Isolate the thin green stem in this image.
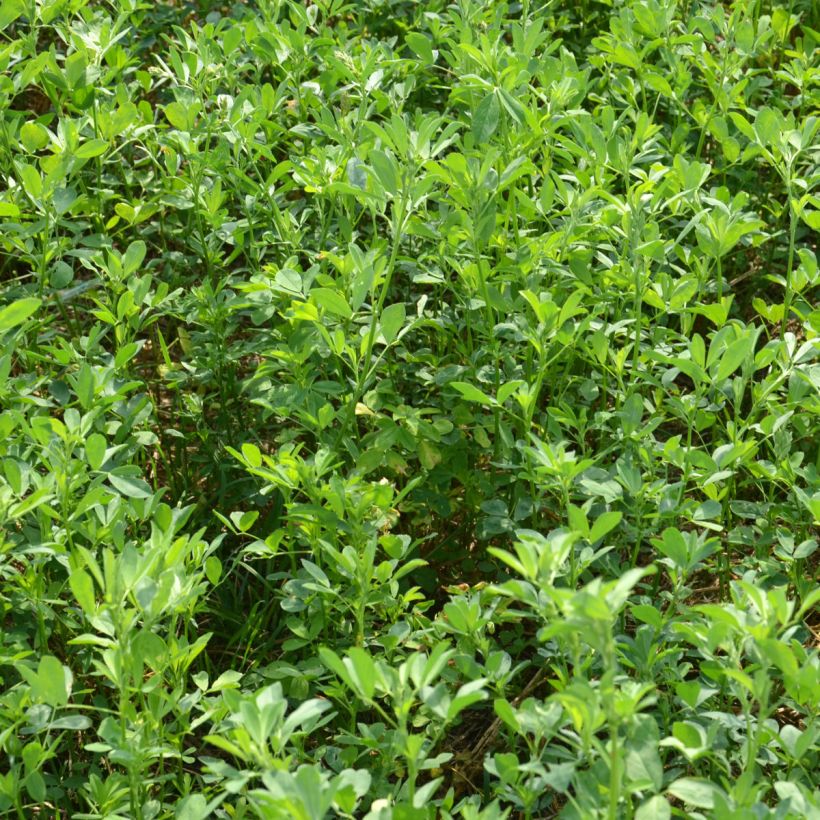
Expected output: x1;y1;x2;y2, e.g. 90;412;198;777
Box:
337;194;407;447
780;191;798;337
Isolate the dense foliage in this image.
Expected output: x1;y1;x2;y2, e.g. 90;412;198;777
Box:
1;0;819;817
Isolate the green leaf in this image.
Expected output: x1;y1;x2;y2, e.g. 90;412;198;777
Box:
417;439;441;470
406;32;434;65
493;698;520;733
497;87;527;125
735;19;755;53
497;380;524;404
654;527;688;567
0;297;41;332
380;302;405;344
729;112;757;143
241;442;262;468
754;107;783;148
75;139;108;159
0;201;20;217
75;362;95;408
666;356;706;384
114;341;141;369
49;714;92;730
318;647;356;693
52;186;77;215
451;381;495;406
667;777;725;809
236;510;259;531
626;740;663;791
20;122;49;152
164;102;190;130
25;771;46;802
123;240;146;275
176;795;210;820
346;647;377;701
368;149;399;197
203;734;245;759
672;720;707;754
692;299;731;327
205;556;222;585
631;604;664;630
472;92;500;143
621;392;643;435
567;503;589;537
715;332;754;381
108;473;152;498
589;511;622;543
221;26;242;56
274;268;303;295
797;586;820;620
70;568;96;615
391;557;427;582
4;458;22;494
801;210;820;230
85;433;106;470
721;136;740;163
635;796;670;820
9;488;55;519
312;288;353;319
448;678;488;720
644;71;672;97
475;199;496;246
36;655;72;707
17;163;42;200
0;0;24;30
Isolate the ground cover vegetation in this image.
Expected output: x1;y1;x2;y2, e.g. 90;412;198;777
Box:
0;0;818;816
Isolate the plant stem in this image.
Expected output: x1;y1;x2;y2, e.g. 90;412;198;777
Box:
780;189;797;337
338;194;407;446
